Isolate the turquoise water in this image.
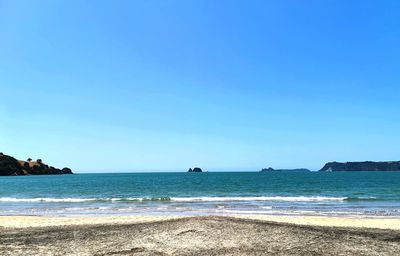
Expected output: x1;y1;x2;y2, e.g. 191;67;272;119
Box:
1;172;400;216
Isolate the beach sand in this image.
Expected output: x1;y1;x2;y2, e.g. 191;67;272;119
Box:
1;215;400;255
1;214;400;230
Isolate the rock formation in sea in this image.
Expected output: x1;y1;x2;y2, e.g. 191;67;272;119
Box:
319;161;400;172
260;167;311;172
0;153;73;176
188;167;203;172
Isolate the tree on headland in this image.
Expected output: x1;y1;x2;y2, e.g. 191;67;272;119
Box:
1;153;73;176
27;158;32;162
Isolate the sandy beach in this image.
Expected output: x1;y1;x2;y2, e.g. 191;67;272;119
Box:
1;215;400;255
2;214;400;230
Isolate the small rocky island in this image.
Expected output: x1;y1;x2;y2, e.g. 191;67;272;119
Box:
0;153;73;176
260;167;311;172
319;161;400;172
188;167;203;172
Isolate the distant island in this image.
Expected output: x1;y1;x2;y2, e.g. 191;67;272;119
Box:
0;153;73;176
319;161;400;172
188;167;203;172
260;167;311;172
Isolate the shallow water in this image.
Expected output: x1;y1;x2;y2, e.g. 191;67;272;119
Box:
1;172;400;216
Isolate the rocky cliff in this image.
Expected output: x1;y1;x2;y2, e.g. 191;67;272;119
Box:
0;153;73;176
319;161;400;172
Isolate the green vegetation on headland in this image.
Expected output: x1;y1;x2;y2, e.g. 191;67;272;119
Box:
319;161;400;172
260;161;400;172
0;153;73;176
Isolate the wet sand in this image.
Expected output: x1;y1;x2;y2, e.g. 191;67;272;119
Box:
1;216;400;255
1;214;400;230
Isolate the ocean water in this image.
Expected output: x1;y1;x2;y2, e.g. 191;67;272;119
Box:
1;172;400;217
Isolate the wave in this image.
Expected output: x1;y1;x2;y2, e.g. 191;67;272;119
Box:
170;196;348;202
0;197;99;203
0;196;361;203
343;197;379;202
0;196;384;203
0;197;171;203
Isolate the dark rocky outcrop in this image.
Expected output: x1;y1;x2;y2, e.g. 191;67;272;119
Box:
188;167;203;172
260;167;311;172
319;161;400;172
61;167;73;174
0;153;73;176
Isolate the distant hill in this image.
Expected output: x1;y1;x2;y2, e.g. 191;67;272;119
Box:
319;161;400;172
0;153;73;176
260;167;311;172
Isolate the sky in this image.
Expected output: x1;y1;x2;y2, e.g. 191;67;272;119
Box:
1;0;400;172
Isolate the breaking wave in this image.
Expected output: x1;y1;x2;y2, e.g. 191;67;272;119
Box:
0;196;376;203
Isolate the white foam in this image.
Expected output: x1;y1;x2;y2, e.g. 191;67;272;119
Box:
0;197;97;203
170;196;346;202
0;196;347;203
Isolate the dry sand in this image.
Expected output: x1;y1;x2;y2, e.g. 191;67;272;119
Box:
1;215;400;255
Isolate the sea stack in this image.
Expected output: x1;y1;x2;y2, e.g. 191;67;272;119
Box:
188;167;203;172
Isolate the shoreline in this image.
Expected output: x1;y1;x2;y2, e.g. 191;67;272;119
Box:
2;214;400;230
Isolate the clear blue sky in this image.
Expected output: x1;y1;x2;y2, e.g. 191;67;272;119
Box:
1;0;399;172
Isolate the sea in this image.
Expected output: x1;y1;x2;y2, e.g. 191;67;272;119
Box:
1;172;400;217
